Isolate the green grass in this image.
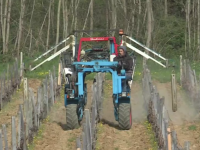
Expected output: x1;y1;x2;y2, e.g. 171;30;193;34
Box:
28;122;46;150
1;51;200;83
0;52;60;79
133;55;182;83
23;54;60;79
144;120;159;150
67;136;76;143
188;125;197;131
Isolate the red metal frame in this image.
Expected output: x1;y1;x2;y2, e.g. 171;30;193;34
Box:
77;37;120;61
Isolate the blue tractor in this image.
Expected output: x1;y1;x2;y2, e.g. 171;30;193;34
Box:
30;29;167;130
61;29;135;130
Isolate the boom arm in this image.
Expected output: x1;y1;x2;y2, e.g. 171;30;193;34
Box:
30;35;75;71
30;44;72;71
33;35;74;62
122;35;168;68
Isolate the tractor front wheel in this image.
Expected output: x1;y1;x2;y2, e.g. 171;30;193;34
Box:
66;104;79;129
118;103;132;130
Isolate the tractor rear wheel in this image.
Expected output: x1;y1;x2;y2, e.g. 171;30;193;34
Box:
66;104;79;129
118;103;132;130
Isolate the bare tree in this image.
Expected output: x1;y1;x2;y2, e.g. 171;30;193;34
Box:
0;0;2;45
106;0;109;31
64;0;69;38
55;0;61;53
62;0;66;39
74;0;80;30
81;0;92;37
165;0;168;17
70;0;74;32
29;30;32;56
46;0;52;50
1;0;8;54
130;1;136;37
5;0;12;53
146;0;152;50
136;0;142;38
144;0;152;66
23;0;35;50
111;0;117;36
198;0;200;57
121;0;127;31
186;0;191;57
17;0;25;56
90;0;93;35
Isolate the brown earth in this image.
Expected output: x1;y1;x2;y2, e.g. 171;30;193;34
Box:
3;77;200;150
0;79;41;149
97;81;152;150
28;78;42;94
32;80;153;150
153;80;200;149
32;80;94;150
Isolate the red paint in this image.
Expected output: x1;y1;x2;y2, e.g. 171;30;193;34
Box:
77;37;121;61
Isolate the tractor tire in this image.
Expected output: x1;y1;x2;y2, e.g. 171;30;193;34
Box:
118;103;132;130
66;104;79;129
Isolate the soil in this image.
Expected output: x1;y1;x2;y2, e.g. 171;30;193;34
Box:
153;80;200;149
3;77;200;150
97;81;152;150
32;80;94;150
32;80;153;150
28;78;42;94
0;79;41;149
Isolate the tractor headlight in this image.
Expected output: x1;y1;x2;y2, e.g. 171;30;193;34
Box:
122;92;126;97
70;93;74;98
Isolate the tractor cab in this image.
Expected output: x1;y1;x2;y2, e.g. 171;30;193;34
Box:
75;36;119;62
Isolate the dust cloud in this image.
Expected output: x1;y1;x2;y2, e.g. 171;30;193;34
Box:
153;81;199;125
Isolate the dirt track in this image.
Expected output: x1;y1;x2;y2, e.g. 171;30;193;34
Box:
31;80;153;150
97;81;152;150
26;79;200;150
32;80;94;150
0;79;41;149
153;81;200;149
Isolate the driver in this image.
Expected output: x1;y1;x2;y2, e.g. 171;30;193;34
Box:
114;46;134;91
114;46;133;79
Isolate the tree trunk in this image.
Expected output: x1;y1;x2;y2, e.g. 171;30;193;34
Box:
198;0;200;58
164;0;168;17
64;0;69;39
23;0;35;50
122;0;127;32
136;0;141;38
70;0;74;32
0;0;2;43
46;0;52;50
90;0;93;35
29;30;32;56
146;0;152;50
106;0;109;35
111;0;117;36
81;0;92;37
62;0;66;39
17;0;25;56
130;1;136;37
0;0;8;54
55;0;61;53
187;0;191;57
144;0;152;66
74;0;80;31
5;0;12;53
0;0;4;54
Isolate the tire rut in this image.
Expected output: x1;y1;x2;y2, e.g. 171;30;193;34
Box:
97;81;153;150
